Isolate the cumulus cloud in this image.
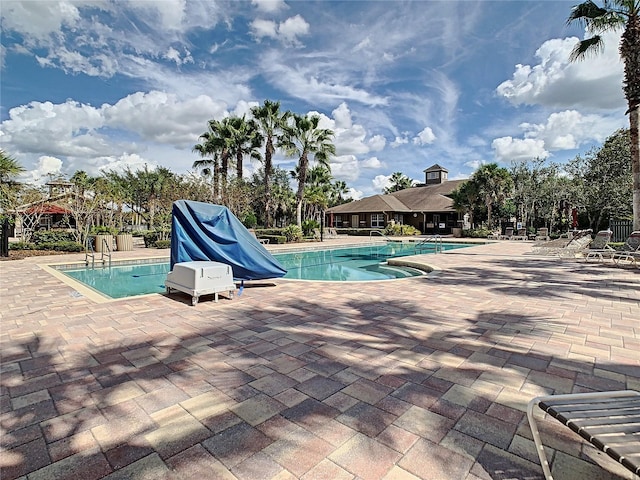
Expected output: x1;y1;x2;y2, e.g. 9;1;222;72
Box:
250;14;309;45
372;174;391;192
0;1;81;42
492;137;549;162
20;156;64;185
413;126;436;145
367;135;386;151
361;156;383;169
390;135;409;147
346;187;363;200
496;30;624;110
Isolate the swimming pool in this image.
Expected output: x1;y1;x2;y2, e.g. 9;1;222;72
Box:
58;242;469;299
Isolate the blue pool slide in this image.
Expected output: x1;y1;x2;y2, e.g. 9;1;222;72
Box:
170;200;287;281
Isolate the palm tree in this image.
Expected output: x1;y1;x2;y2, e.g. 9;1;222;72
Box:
251;100;290;227
0;150;25;185
384;172;413;193
280;114;336;227
474;163;513;228
567;0;640;230
226;116;262;181
0;150;25;256
193;119;233;202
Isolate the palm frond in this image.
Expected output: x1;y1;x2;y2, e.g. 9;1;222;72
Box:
569;35;605;61
567;0;608;25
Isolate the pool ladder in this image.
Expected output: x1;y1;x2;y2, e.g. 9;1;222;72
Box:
85;237;112;267
415;235;442;254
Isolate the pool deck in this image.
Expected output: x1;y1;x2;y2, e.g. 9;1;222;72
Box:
1;237;639;480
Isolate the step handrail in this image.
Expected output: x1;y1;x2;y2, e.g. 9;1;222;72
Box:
415;234;442;254
369;230;394;242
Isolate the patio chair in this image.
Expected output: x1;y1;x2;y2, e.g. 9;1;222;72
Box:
527;390;640;480
535;227;550;242
326;227;338;239
612;231;640;268
583;229;614;262
248;229;269;245
499;227;514;240
487;229;501;240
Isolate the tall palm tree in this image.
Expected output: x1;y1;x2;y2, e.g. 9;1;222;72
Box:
280;114;336;227
567;0;640;229
251;100;290;227
194;119;233;202
226;116;263;181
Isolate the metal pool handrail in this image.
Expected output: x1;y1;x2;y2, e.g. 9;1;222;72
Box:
369;230;394;242
415;235;442;254
85;236;112;267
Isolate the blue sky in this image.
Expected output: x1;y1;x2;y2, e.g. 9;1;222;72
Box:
0;0;628;199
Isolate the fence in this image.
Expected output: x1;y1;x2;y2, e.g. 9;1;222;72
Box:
609;219;633;242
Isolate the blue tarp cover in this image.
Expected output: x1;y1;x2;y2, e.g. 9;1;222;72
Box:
170;200;286;281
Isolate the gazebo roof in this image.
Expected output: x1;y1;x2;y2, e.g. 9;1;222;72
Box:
24;203;72;215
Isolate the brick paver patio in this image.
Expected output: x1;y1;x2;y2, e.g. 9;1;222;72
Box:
1;238;638;479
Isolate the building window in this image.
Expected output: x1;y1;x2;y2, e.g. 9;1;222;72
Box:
427;172;439;180
393;214;403;224
371;213;385;227
334;215;342;227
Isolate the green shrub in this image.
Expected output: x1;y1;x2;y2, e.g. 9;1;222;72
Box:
154;240;171;249
35;241;83;252
242;212;258;229
9;242;35;250
301;219;319;237
282;225;303;242
31;230;76;244
143;230;171;247
463;228;491;238
91;225;119;235
383;224;420;236
261;235;287;244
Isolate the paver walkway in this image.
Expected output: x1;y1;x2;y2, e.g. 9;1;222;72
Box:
1;238;638;480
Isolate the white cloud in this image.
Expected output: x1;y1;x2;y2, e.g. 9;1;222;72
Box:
252;0;287;13
346;187;363;200
390;135;409;148
20;156;64;185
413;126;436;145
520;110;619;150
491;137;549;162
0;1;82;42
367;135;386;151
250;19;278;40
496;30;624;110
250;15;309;45
372;174;391;192
278;15;309;45
361;156;383;169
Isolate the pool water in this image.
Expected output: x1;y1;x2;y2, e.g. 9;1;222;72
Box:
60;242;468;299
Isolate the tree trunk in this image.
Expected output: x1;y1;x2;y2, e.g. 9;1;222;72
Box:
630;106;640;230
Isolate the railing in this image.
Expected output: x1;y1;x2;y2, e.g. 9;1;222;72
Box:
369;230;394;242
415;235;442;254
85;236;112;267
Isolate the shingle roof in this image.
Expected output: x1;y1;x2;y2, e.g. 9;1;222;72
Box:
327;179;466;214
423;164;448;173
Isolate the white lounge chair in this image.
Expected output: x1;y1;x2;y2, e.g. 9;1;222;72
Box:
528;390;640;480
612;231;640;268
584;229;614;262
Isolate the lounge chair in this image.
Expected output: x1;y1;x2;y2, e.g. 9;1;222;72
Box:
487;230;501;240
534;227;550;241
612;230;640;268
527;390;640;480
327;227;339;239
499;227;514;240
583;229;614;262
531;229;593;258
248;229;269;245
